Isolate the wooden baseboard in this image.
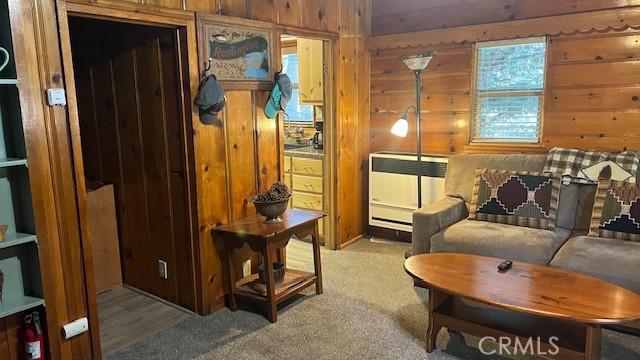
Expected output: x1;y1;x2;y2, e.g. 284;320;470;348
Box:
340;234;364;249
123;285;195;316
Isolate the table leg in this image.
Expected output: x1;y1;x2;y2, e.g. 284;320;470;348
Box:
426;288;448;352
263;244;278;323
224;239;238;311
585;325;602;360
311;221;323;295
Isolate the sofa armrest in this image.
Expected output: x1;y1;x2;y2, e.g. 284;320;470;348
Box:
412;196;468;255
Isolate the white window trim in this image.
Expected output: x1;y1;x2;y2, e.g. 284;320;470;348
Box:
470;36;548;145
281;53;314;124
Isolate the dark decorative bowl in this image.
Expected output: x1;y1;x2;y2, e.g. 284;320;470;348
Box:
251;196;290;224
258;262;285;284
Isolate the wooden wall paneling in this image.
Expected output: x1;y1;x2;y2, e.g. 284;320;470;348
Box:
371;0;640;36
277;0;301;27
254;91;280;192
546;86;640;112
249;0;276;22
34;0;100;358
0;314;22;360
548;31;640;63
356;0;371;236
369;4;640;158
136;35;179;302
335;0;370;246
187;8;231;312
322;0;338;33
301;0;326;31
184;0;216;12
74;65;102;180
160;29;197;310
547;61;640;87
224;91;258;219
90;60;121;185
220;91;261;281
543;30;640;152
110;47;147;293
217;0;249;18
336;0;358;244
144;0;183;9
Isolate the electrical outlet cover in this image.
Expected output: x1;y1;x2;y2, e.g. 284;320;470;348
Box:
242;260;251;278
158;260;168;279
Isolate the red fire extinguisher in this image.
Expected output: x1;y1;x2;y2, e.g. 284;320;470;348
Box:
23;311;46;360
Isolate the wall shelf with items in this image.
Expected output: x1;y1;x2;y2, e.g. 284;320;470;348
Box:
0;0;45;321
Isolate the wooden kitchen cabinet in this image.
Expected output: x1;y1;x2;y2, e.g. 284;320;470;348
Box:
291;157;323;176
284;154;324;237
297;38;324;104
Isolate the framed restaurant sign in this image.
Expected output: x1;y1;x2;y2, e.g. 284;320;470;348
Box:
197;14;275;90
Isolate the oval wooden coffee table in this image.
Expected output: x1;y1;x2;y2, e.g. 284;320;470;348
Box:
405;253;640;360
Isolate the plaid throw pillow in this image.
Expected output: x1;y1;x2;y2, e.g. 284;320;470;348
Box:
469;169;561;230
589;180;640;241
543;147;640;185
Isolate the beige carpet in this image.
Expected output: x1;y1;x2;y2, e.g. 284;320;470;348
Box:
108;239;640;360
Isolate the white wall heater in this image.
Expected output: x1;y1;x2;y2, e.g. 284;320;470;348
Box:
369;152;448;232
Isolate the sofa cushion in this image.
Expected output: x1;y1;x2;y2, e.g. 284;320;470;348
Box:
469;169;560;230
430;219;571;264
550;236;640;293
445;154;547;204
574;184;597;233
588;179;640;242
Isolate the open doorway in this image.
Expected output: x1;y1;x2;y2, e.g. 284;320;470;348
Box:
279;33;335;268
67;17;195;354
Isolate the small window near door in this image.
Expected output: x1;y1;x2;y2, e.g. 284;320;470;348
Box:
471;37;547;143
281;53;314;123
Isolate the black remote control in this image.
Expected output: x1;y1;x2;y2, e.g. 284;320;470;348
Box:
497;260;513;271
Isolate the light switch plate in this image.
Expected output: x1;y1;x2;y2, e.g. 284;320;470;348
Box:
62;317;89;340
46;88;67;106
158;260;168;279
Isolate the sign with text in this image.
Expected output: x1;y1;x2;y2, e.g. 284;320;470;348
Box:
201;16;274;88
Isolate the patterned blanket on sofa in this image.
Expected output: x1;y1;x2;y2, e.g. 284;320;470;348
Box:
543;147;640;185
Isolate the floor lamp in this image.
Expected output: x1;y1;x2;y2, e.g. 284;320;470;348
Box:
390;51;437;258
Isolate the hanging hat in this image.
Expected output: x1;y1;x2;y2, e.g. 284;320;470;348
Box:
195;74;226;125
264;73;292;119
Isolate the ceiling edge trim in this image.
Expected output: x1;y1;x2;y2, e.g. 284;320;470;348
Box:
366;7;640;50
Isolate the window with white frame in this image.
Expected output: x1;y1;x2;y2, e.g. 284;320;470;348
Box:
281;52;314;123
472;37;547;143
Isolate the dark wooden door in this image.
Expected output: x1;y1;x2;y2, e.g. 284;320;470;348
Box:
69;18;196;309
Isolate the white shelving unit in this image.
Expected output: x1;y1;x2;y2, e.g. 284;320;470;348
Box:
0;0;44;320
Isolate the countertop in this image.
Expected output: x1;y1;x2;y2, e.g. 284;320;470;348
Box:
284;145;324;159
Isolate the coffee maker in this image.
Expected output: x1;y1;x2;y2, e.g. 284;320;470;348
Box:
312;121;324;150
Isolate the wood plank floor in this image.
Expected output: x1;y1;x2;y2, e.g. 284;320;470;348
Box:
97;287;190;355
286;238;314;271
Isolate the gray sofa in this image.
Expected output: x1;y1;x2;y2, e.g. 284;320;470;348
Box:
412;153;640;293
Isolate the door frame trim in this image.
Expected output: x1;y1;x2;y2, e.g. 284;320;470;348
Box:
55;1;204;356
274;27;339;250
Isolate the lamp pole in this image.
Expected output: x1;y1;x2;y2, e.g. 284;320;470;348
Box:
391;51;436;258
414;69;422;209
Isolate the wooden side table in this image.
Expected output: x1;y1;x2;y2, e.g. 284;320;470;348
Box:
213;209;325;322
